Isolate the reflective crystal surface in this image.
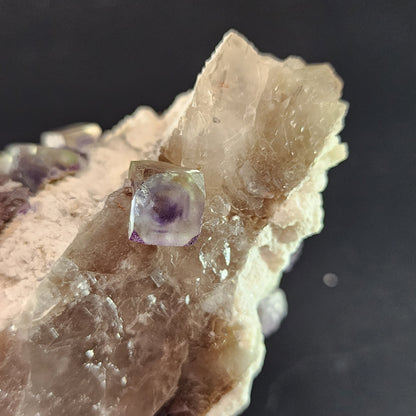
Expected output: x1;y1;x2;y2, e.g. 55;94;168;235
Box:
40;122;102;151
0;123;99;227
128;160;205;246
1;144;86;192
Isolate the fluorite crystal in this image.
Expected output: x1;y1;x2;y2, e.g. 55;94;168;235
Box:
128;160;205;246
0;31;348;416
0;143;86;192
0;123;99;229
40;122;102;151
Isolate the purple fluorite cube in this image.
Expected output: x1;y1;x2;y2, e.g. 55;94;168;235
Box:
128;161;205;246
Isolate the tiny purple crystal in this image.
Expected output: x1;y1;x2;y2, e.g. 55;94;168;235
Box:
128;161;205;246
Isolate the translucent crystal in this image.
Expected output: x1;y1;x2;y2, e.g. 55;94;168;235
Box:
128;160;205;246
40;122;102;151
2;143;87;192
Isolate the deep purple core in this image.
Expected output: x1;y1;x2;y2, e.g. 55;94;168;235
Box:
151;195;183;224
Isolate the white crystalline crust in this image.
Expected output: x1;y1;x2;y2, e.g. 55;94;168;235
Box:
0;30;347;415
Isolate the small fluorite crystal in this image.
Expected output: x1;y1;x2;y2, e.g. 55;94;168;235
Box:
128;160;205;246
40;122;102;151
0;122;100;192
0;143;86;192
0;123;99;228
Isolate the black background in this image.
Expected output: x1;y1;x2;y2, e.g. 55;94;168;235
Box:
1;1;415;415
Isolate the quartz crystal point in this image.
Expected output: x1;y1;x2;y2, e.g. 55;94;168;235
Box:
128;160;205;246
0;31;348;416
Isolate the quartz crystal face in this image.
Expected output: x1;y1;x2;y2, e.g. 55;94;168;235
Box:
128;160;205;246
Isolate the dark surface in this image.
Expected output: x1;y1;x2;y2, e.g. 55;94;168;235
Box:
1;1;415;415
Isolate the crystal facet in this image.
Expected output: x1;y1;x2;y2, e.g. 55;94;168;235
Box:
128;160;205;246
2;144;86;192
40;122;102;151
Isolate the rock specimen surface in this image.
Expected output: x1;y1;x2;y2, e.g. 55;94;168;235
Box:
0;31;348;415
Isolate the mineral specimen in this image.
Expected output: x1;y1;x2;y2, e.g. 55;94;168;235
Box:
0;30;348;416
128;160;205;246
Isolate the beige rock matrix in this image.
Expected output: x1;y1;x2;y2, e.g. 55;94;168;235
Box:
0;31;348;415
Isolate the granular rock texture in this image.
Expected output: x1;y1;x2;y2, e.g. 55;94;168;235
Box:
0;31;348;416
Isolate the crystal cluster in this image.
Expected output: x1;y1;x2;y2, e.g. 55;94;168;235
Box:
0;31;348;416
0;123;101;230
2;144;86;192
128;160;205;246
